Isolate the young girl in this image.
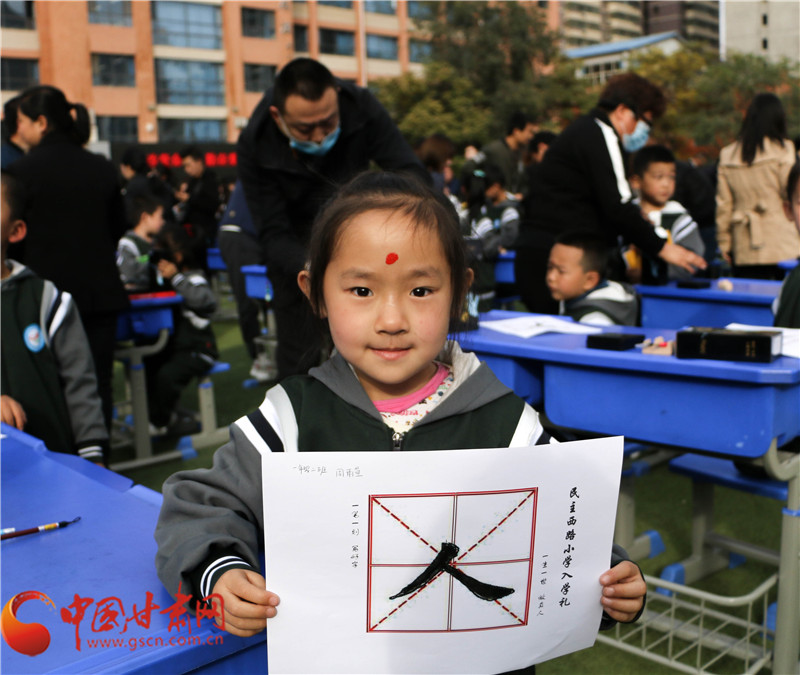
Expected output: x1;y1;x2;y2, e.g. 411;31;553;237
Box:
155;172;646;663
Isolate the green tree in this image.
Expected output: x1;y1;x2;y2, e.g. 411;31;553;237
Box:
372;62;494;147
633;44;800;158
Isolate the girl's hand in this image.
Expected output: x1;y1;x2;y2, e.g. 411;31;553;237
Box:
599;561;646;623
211;569;280;637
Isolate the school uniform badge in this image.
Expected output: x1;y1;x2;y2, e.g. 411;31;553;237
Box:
23;324;44;353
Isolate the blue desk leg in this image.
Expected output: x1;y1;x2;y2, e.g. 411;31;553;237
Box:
615;446;670;560
764;445;800;675
662;442;800;673
112;329;189;472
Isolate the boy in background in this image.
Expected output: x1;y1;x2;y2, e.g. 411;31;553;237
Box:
626;145;705;284
547;230;639;326
773;162;800;327
0;171;108;463
462;163;520;312
145;223;218;436
116;194;165;292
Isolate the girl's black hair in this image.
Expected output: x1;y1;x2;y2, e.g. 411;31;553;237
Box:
17;85;90;146
306;171;471;321
738;93;787;166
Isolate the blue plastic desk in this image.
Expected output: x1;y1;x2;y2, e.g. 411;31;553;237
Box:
495;250;516;284
637;278;781;328
241;264;273;302
461;311;800;457
113;294;182;471
460;310;800;672
0;425;267;674
206;248;225;272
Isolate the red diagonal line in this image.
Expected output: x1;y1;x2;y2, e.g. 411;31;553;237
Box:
371;491;535;630
494;598;525;624
373;498;438;552
370;571;445;630
457;490;535;561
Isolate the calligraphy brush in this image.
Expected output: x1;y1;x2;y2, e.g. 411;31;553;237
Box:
1;516;81;541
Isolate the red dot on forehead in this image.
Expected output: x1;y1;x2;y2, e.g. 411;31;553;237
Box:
385;252;399;265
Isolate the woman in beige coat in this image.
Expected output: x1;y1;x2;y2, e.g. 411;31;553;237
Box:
716;93;798;279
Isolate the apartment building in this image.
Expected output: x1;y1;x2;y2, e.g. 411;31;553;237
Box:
557;1;643;49
644;1;719;48
722;0;800;67
0;0;429;144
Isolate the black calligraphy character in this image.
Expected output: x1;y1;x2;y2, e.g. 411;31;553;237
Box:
389;542;514;602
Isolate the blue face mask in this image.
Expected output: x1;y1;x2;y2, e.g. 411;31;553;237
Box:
280;117;341;156
623;120;650;153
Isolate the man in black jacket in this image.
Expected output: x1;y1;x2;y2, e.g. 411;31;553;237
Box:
516;73;706;314
237;58;428;379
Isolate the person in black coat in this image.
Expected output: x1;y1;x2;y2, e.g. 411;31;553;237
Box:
175;145;220;267
8;85;128;433
516;73;706;314
237;58;429;379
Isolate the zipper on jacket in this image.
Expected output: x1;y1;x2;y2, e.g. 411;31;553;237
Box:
392;432;405;451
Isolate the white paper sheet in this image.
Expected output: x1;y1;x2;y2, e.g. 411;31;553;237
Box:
726;323;800;358
480;315;602;339
262;437;624;674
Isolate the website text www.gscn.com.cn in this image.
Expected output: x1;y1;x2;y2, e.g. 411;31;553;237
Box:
87;633;225;652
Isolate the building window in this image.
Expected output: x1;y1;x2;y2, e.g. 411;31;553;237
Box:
155;59;225;106
0;58;38;90
151;2;222;50
408;38;431;63
294;25;309;51
88;1;132;26
96;116;138;142
158;118;226;142
407;1;432;20
365;1;395;14
318;1;352;7
762;13;768;26
1;0;34;29
319;29;355;56
244;63;276;93
366;34;398;60
762;37;768;50
91;54;135;87
241;7;275;38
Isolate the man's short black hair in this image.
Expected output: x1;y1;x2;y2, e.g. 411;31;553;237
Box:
506;112;531;136
273;58;337;113
1;170;25;222
631;145;675;177
121;146;150;174
555;230;609;275
597;72;667;121
179;145;204;162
